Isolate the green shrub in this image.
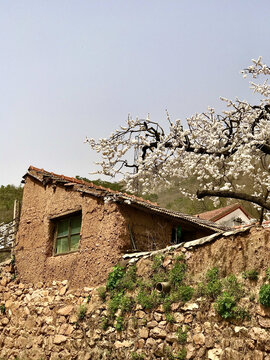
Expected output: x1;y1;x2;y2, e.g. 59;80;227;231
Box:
175;349;187;360
175;254;185;262
242;269;259;281
234;307;250;320
163;296;172;313
196;267;222;299
169;262;187;286
259;284;270;307
206;267;219;282
137;278;153;291
177;327;188;344
223;274;244;301
0;304;5;314
205;267;222;299
214;292;236;319
101;316;109;330
137;290;161;310
177;285;194;303
108;292;123;316
152;270;168;286
120;295;135;313
106;264;126;291
130;352;145;360
120;265;137;290
77;305;87;321
97;286;106;301
152;255;164;271
165;313;175;323
115;316;124;331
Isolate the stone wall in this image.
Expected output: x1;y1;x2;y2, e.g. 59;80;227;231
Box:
1;228;270;359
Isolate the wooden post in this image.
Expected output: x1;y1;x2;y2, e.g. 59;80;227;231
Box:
11;200;20;253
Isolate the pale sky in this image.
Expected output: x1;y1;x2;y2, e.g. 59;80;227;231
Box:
1;0;269;186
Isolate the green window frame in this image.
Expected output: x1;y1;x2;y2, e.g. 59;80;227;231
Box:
54;213;82;255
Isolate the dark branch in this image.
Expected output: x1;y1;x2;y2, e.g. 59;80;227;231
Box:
197;189;270;211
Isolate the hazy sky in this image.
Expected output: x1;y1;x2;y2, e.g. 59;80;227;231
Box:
1;0;269;186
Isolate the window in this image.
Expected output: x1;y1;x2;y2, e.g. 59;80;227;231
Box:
54;214;81;255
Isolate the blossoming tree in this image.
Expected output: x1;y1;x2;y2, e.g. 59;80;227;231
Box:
86;57;270;222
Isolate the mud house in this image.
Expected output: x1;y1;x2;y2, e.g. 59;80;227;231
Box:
16;166;228;288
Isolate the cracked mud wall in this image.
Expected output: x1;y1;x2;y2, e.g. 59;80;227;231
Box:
15;177;178;288
16;177;129;288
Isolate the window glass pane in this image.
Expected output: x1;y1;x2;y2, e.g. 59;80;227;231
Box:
70;216;81;235
57;219;69;237
56;237;69;254
70;234;80;251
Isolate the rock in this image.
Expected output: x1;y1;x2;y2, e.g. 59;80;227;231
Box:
250;327;268;342
181;302;199;311
186;344;196;360
234;326;248;334
53;335;67;344
5;299;13;308
174;312;185;323
146;337;156;347
256;304;270;317
114;340;132;348
45;316;53;325
0;278;8;287
162;257;172;267
1;317;9;325
137;339;145;349
153;312;162;322
258;316;270;328
222;348;243;360
147;320;158;328
208;348;222;360
154;343;165;357
205;336;215;348
166;333;178;343
136;310;146;319
139;328;149;339
150;327;167;339
57;305;73;316
59;323;74;335
184;314;193;323
193;333;205;346
171;302;181;311
59;286;68;296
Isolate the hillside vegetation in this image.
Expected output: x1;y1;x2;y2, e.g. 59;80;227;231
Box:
0;185;23;223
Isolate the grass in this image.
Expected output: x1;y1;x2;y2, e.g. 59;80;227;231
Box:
177;327;188;344
242;269;259;281
77;305;87;321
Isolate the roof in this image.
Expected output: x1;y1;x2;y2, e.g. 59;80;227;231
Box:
23;166;230;233
195;203;251;222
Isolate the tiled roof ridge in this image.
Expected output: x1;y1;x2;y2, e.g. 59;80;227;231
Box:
28;165;159;207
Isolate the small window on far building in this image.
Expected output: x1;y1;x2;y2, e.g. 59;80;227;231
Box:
54;213;81;255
